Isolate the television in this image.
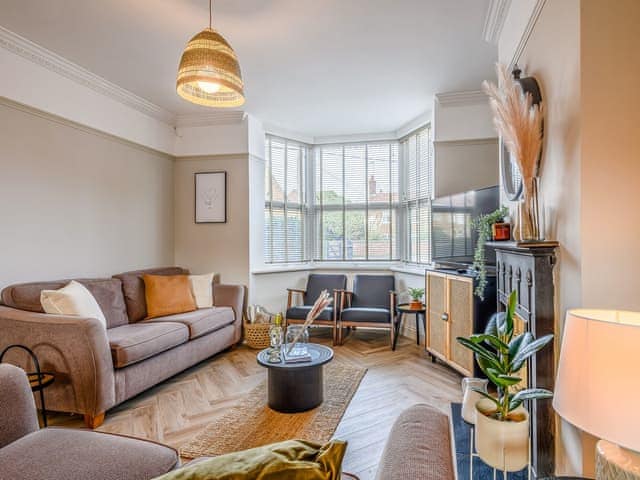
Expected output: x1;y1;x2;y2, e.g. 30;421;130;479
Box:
431;185;500;267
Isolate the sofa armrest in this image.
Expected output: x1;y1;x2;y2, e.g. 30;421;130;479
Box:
213;284;246;343
0;305;115;417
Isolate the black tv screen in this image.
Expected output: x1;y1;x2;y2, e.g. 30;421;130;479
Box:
431;185;500;265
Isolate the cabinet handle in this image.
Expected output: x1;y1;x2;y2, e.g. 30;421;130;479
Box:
441;313;449;322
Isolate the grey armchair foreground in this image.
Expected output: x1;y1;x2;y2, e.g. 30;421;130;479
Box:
0;363;179;480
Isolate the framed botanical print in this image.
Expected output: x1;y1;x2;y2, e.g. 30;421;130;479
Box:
195;171;227;223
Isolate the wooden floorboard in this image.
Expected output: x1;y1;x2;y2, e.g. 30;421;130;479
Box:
47;329;462;480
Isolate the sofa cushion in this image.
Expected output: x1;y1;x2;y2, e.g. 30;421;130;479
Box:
41;280;107;329
107;322;189;368
189;273;215;308
287;305;334;321
113;267;189;322
143;274;196;319
0;278;128;328
153;439;346;480
143;307;235;340
341;307;391;323
0;428;178;480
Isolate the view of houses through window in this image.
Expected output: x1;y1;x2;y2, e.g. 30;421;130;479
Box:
264;126;432;264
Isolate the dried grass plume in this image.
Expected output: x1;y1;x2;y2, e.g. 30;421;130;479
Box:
483;64;543;187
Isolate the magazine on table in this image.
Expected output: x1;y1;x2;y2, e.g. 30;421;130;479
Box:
283;344;311;363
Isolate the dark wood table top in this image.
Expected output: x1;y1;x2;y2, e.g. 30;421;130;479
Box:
257;343;333;370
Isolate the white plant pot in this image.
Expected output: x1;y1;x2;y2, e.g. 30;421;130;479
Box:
475;398;530;471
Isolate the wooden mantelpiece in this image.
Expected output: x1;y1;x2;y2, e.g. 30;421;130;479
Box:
487;241;558;479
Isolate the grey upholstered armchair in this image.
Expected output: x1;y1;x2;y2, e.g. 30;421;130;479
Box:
338;275;398;349
0;363;179;480
285;274;347;345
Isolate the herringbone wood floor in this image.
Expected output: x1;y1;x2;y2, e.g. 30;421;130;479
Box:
48;330;462;480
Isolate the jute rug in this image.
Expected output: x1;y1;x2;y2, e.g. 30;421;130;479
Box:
180;361;367;459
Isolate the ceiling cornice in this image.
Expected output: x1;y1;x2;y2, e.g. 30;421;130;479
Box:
175;111;246;128
511;0;547;67
435;90;487;106
482;0;511;44
0;26;175;125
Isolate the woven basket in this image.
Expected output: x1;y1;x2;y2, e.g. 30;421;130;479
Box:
244;322;271;349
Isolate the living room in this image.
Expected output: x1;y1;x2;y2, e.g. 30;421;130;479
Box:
1;1;639;479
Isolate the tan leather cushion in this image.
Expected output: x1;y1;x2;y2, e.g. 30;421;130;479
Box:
143;307;235;339
1;278;128;328
113;267;189;322
143;274;196;320
107;322;189;368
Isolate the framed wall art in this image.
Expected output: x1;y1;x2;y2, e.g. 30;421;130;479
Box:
195;171;227;223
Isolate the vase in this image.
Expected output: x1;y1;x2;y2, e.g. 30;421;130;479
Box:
461;377;488;424
518;177;544;242
475;398;530;472
285;325;309;355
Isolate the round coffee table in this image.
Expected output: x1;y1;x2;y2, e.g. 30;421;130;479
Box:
257;344;334;413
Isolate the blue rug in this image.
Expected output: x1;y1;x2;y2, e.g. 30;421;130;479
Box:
451;403;528;480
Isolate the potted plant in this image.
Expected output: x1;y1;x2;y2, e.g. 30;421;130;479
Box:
472;206;508;300
456;290;553;472
407;287;424;309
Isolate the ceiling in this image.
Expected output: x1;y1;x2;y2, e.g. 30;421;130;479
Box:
0;0;497;136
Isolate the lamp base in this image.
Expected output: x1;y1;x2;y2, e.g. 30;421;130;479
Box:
596;440;640;480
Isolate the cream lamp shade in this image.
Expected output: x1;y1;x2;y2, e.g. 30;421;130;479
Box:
553;309;640;452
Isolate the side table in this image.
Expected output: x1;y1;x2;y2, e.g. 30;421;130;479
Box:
395;303;426;349
0;344;55;427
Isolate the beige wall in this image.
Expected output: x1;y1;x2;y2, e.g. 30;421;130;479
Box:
502;0;640;476
513;0;584;475
0;99;174;288
580;0;640;311
173;155;250;287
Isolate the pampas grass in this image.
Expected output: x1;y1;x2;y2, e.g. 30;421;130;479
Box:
483;64;543;188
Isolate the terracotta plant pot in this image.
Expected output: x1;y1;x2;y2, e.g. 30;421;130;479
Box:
475;398;530;471
409;300;423;310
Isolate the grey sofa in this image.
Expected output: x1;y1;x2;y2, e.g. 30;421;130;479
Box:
0;363;180;480
0;266;245;428
374;404;454;480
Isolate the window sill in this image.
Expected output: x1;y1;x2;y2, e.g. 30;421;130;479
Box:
390;264;429;276
252;261;405;275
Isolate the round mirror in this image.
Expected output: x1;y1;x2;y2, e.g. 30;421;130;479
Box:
501;142;523;201
500;67;543;202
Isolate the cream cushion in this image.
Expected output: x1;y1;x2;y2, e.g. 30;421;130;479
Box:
188;273;215;309
40;280;107;328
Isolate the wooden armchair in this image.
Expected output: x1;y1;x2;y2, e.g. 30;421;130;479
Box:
285;274;347;345
338;275;398;350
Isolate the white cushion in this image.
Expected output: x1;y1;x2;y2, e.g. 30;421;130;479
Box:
40;280;107;328
188;273;215;309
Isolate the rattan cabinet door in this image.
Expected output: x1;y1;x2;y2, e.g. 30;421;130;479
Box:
426;272;447;359
448;276;474;376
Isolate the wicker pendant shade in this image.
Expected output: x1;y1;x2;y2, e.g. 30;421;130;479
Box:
176;8;244;108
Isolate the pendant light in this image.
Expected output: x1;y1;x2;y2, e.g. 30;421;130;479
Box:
176;0;245;107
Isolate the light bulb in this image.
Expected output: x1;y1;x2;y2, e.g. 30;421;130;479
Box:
197;80;221;94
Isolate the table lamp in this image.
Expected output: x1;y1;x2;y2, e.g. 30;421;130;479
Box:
553;309;640;479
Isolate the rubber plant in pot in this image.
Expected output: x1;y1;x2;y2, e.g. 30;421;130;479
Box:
407;287;425;309
456;290;553;472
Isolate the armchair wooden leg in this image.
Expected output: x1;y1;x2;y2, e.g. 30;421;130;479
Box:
84;412;105;429
390;322;396;351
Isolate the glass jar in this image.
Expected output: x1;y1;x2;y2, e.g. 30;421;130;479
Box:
285;325;309;356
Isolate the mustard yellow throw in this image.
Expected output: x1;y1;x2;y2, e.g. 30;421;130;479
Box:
155;439;347;480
